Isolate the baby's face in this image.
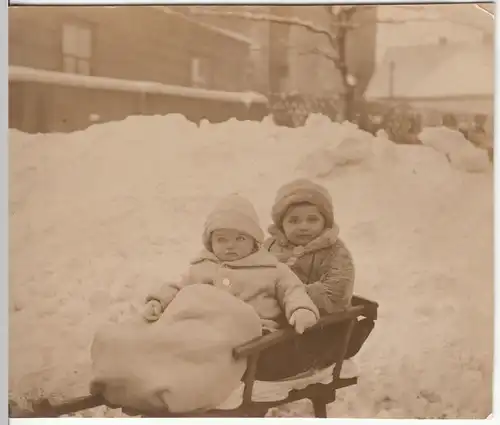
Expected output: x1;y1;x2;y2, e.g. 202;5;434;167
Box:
282;203;325;246
211;229;255;262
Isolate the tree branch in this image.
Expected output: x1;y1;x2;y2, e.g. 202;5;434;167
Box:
185;7;339;47
185;6;491;37
293;46;339;65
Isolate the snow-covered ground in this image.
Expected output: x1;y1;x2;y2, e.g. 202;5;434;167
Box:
9;114;493;418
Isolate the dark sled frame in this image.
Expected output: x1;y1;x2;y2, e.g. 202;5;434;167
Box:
10;295;378;419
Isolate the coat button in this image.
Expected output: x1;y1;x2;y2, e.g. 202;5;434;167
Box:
222;278;231;287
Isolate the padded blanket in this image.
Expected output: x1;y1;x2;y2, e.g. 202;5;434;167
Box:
90;284;262;413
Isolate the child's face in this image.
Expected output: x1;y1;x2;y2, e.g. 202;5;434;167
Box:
211;229;256;261
282;203;326;245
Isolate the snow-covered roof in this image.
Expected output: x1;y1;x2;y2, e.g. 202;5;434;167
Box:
9;66;268;105
429;3;494;30
406;44;493;98
365;41;493;101
375;4;493;63
366;43;459;100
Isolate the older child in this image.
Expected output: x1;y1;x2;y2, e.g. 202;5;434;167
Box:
144;194;320;334
257;179;359;380
266;178;354;313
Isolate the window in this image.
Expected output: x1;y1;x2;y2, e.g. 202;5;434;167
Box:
190;57;211;88
62;23;92;75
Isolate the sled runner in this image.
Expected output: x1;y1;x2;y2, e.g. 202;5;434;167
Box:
10;295;378;419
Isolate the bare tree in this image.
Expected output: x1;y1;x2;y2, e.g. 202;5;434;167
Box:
183;5;368;121
181;5;493;121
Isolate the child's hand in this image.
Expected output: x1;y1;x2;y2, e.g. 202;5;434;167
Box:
289;309;318;334
143;300;163;322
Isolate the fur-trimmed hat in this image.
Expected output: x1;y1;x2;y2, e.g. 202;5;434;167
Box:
203;194;264;251
271;179;334;229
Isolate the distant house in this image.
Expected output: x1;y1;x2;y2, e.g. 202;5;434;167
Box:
376;4;494;62
8;6;267;133
364;39;494;132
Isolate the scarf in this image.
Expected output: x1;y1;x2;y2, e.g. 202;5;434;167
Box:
267;224;340;267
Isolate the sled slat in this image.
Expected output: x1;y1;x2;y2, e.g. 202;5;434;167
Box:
29;394;106;417
142;377;359;417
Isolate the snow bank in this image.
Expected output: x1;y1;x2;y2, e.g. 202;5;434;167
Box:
419;126;490;173
9;114;493;418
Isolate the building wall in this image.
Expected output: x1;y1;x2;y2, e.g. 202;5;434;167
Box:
285;5;339;97
178;5;272;94
8;79;268;134
9;6;252;92
346;6;378;96
267;6;293;94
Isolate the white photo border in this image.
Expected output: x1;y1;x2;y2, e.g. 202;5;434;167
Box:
5;0;497;424
2;0;8;423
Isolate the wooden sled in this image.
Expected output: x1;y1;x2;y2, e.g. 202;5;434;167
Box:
10;295;378;419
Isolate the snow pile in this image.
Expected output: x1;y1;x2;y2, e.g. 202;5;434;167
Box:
418;126;490;173
9;114;493;418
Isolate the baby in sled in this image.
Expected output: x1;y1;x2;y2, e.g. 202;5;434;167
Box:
91;193;322;414
143;193;320;334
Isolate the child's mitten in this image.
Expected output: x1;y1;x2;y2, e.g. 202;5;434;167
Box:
143;300;163;322
289;308;318;334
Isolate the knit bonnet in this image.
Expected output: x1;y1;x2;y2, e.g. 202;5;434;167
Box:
271;179;334;229
203;194;264;251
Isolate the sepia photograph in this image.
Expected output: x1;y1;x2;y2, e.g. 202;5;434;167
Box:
7;2;494;419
